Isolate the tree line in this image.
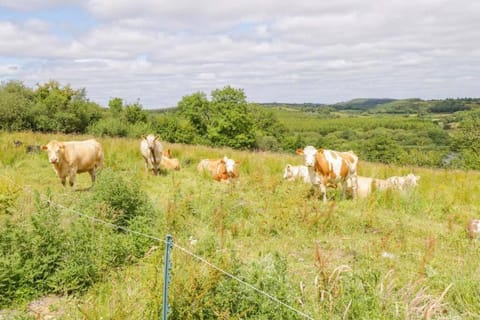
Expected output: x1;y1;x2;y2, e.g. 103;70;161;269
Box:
1;80;479;169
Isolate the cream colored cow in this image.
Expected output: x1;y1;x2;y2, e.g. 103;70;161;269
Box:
42;139;104;188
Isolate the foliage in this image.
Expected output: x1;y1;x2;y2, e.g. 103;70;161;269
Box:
85;168;155;227
170;252;301;319
2;132;480;318
450;109;480;169
0;80;102;133
0;172;157;307
177;86;256;149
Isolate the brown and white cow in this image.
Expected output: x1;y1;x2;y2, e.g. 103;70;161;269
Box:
140;134;163;175
161;149;181;170
197;156;239;182
296;146;358;202
42;139;104;188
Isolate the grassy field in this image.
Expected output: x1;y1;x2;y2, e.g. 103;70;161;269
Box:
1;131;480;319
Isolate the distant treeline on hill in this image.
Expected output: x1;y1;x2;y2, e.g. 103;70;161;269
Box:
1;80;480;169
260;97;480;113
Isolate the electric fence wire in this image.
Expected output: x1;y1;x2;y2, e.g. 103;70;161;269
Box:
5;179;315;320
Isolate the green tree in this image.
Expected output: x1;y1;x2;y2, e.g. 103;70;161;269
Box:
108;97;123;115
362;132;407;164
178;92;210;136
0;80;35;130
207;86;255;149
451;109;480;169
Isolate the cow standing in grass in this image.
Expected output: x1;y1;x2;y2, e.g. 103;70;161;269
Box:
140;134;163;175
297;146;358;202
42;139;104;188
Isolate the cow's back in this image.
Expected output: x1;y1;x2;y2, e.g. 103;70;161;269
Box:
63;139;103;172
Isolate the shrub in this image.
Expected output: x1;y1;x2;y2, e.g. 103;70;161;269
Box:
86;168;155;227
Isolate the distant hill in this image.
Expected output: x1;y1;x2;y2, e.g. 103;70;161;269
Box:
333;98;397;110
259;99;397;111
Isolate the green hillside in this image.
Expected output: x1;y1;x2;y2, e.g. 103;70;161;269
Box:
1;131;480;319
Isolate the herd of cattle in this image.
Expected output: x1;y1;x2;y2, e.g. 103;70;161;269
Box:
36;135;420;203
15;135;480;238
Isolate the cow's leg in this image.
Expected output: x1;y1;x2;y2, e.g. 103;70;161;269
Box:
89;169;96;185
60;176;67;187
69;169;77;187
349;175;358;199
143;157;149;174
320;183;328;203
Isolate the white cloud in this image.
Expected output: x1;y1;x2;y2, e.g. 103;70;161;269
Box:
0;0;479;107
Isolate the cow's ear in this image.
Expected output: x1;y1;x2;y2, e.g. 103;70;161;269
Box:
235;160;240;164
41;145;48;151
155;135;160;141
141;135;146;140
296;149;304;155
59;143;65;150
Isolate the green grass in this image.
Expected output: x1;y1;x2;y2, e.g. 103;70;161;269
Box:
1;131;480;319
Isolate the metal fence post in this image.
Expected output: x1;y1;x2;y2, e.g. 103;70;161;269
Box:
162;234;173;320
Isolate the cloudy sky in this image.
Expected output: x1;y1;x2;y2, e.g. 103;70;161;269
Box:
1;1;479;109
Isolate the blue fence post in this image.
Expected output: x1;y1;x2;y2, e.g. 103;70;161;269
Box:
162;234;174;320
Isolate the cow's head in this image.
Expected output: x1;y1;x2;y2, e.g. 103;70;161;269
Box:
406;173;420;187
144;134;158;150
296;146;317;167
163;149;172;159
223;156;239;177
42;140;64;164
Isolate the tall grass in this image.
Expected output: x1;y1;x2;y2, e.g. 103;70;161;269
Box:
1;131;480;318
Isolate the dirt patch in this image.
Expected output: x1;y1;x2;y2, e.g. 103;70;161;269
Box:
27;295;66;320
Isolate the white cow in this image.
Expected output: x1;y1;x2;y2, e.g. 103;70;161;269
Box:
385;173;420;191
283;164;311;183
41;139;104;188
140;134;163;175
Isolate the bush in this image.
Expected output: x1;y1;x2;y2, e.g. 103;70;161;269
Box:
87;117;129;137
0;181;157;308
86;168;155;227
170;252;302;319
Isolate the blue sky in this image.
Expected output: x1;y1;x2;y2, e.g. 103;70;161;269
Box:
1;0;479;108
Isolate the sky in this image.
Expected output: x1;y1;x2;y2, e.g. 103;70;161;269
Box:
0;1;479;109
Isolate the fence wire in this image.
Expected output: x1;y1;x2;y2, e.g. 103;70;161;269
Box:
4;178;315;320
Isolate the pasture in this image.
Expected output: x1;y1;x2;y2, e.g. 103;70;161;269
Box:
1;131;480;319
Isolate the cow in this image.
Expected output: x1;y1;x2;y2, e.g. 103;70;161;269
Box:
197;156;239;182
140;134;163;175
296;146;358;202
283;164;310;183
385;173;420;191
41;139;104;188
161;149;181;170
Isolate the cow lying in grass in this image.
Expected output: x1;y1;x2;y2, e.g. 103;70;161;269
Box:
161;149;181;170
197;156;239;182
283;164;310;183
348;174;420;198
